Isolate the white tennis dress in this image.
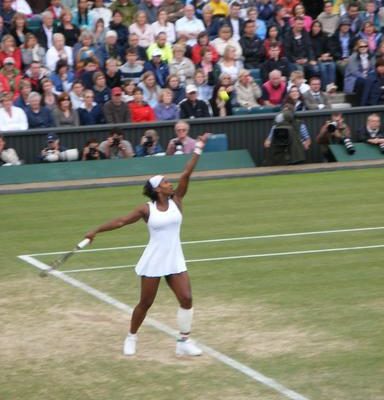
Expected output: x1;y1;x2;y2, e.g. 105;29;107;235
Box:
135;199;187;277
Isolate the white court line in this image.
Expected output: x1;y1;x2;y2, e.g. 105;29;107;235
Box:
18;254;310;400
26;226;384;257
63;243;384;274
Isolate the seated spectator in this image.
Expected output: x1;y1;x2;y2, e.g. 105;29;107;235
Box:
210;73;235;116
21;33;46;69
13;79;32;111
99;129;134;159
41;78;58;110
104;86;131;123
175;4;205;46
344;39;375;96
357;113;384;151
166;73;186;104
78;89;105;125
317;112;352;162
73;30;99;67
260;45;290;82
289;4;312;32
72;0;94;31
138;71;161;108
209;0;229;19
90;0;112;29
262;69;287;106
0;56;22;99
40;133;66;162
162;0;184;24
264;105;311;165
23;60;50;93
46;0;65;24
135;128;164;157
1;0;16;30
275;0;300;19
211;24;242;60
0;34;22;70
121;79;136;103
98;30;124;68
257;0;274;23
52;92;79;126
264;24;284;58
119;47;145;84
169;44;195;87
92;71;111;105
270;5;291;38
128;87;156;122
283;85;305;111
222;2;244;42
144;49;170;88
179;84;210;119
154;88;179;121
201;5;220;41
126;32;147;64
9;12;29;47
109;0;137;27
45;33;73;72
57;8;80;48
166;119;196;155
151;9;176;44
109;10;129;50
191;31;219;65
240;19;265;69
50;59;74;95
193;68;213;102
147;31;174;64
197;47;221;87
361;57;384;106
360;1;380;31
105;57;122;89
217;44;243;83
26;92;55;129
302;76;331;110
92;18;107;47
0;134;21;165
358;21;382;56
69;79;84;109
317;1;340;38
81;138;106;161
286;70;310;94
138;0;157;24
0;92;28;131
246;7;266;40
129;10;154;48
235;69;262;109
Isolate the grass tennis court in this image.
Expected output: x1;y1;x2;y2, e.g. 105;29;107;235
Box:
2;168;384;400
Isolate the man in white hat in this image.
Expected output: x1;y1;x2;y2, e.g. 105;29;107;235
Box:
179;84;211;119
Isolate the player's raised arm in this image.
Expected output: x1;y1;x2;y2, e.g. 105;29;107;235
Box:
174;133;210;199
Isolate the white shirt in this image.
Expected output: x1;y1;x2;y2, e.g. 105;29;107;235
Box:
151;21;176;44
175;16;205;46
45;46;74;72
43;25;54;49
89;7;112;28
0;106;28;131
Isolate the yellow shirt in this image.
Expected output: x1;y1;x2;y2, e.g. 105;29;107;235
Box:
209;0;229;17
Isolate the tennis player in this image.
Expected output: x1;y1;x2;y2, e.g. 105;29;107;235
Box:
85;132;210;356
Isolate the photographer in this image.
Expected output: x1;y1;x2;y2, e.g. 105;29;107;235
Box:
40;133;66;163
0;135;22;166
99;129;134;159
317;112;353;162
81;139;106;161
357;113;384;153
135;129;164;157
166;120;196;156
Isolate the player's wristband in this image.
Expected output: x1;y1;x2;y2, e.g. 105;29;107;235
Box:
194;147;203;155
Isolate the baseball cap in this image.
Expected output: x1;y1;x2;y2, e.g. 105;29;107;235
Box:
152;48;162;57
186;84;197;94
111;87;122;96
4;57;15;65
47;133;58;142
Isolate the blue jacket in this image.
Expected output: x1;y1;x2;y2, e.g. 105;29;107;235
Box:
78;104;105;125
50;71;75;94
144;61;169;88
26;107;55;129
361;71;384;106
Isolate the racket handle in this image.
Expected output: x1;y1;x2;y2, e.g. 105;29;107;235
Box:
77;238;91;249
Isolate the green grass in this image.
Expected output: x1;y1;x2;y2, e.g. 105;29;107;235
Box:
1;169;384;400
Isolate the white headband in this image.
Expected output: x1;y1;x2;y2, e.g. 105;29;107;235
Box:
149;175;164;189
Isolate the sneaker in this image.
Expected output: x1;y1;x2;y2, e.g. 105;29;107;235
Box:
123;334;137;356
176;339;202;356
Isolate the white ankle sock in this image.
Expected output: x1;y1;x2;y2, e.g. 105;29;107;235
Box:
177;307;193;339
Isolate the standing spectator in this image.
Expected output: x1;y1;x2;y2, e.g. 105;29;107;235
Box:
361;57;384;106
144;49;170;88
302;76;331;110
235;69;262;108
69;79;84;109
262;69;287;106
110;0;137;27
211;24;242;59
166;119;196;155
261;45;290;82
135;128;164;156
128;87;157;122
90;0;112;29
103;86;131;123
21;33;46;68
57;8;80;48
36;11;57;50
317;1;340;37
52;92;79;126
99;129;134;159
0;56;22;98
240;19;265;69
13;79;32;111
26;92;56;129
45;33;73;72
0;34;21;70
151;9;176;44
129;10;154;49
175;5;205;46
179;83;210;119
154;88;180;121
119;47;145;84
0;134;21;165
138;70;161;108
169;44;195;87
0;92;28;131
210;73;235;116
78;89;105;125
166;73;186;104
50;59;74;95
72;0;94;31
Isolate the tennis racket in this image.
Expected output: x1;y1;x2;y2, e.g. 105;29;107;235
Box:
39;238;91;277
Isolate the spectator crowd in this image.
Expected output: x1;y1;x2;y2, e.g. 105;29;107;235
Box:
1;0;384;165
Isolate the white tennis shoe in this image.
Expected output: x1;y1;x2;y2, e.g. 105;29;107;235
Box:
176;339;202;356
123;334;137;356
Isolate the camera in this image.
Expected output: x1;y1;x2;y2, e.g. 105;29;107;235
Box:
343;137;355;154
143;135;154;147
379;142;384;154
327;121;337;133
112;137;120;147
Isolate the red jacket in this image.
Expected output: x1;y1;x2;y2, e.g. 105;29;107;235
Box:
0;71;22;99
0;49;22;71
128;101;156;123
191;44;219;65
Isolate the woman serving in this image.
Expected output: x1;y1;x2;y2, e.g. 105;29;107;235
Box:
85;132;209;357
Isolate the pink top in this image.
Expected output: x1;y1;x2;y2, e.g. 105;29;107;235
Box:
129;23;154;48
